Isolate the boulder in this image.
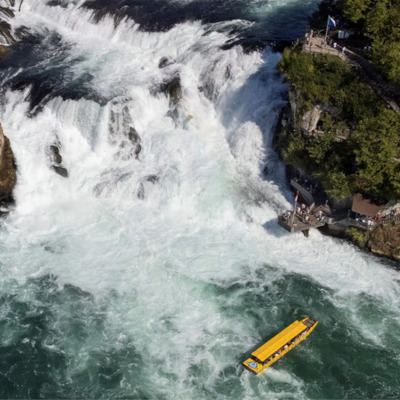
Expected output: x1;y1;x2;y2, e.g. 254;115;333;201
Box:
47;142;69;178
51;165;69;178
0;123;17;201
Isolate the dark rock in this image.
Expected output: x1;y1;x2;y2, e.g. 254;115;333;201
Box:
158;57;174;69
146;175;159;184
0;123;17;202
109;105;142;160
127;126;140;144
49;144;62;165
46;0;69;7
134;143;141;159
47;141;69;177
225;65;232;79
137;182;145;200
51;165;69;178
160;76;182;106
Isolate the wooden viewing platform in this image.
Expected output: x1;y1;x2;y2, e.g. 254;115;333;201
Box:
278;211;327;233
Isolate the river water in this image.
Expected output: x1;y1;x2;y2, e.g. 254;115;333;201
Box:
0;0;399;398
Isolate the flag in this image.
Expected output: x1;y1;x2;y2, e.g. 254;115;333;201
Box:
328;16;336;27
294;190;299;207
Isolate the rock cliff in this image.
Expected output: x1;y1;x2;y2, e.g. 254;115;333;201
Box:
368;224;400;261
0;123;17;202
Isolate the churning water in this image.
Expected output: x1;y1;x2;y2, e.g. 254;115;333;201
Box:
0;0;399;398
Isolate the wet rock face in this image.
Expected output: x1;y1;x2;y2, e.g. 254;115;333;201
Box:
47;142;69;178
160;76;182;106
109;104;142;161
0;123;17;202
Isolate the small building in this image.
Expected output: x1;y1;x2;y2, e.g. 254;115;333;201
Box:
338;30;350;39
351;193;383;218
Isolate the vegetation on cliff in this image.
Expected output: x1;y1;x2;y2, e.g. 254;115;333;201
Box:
310;0;400;87
277;48;400;201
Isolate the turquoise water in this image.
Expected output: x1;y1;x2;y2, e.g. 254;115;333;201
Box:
0;0;399;398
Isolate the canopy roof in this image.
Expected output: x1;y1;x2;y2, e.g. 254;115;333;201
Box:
252;321;306;362
352;193;383;217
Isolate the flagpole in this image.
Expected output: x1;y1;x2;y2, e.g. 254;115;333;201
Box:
324;15;330;45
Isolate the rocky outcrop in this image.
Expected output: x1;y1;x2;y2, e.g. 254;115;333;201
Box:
0;123;17;202
284;86;345;137
367;223;400;261
301;105;322;133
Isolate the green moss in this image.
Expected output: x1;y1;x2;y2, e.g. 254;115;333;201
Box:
346;227;368;246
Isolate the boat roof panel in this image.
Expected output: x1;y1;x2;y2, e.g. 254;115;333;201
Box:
252;321;306;362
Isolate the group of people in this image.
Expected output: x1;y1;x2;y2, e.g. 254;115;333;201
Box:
281;205;326;226
356;209;397;228
356;216;375;227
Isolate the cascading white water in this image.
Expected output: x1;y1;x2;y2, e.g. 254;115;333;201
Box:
0;1;399;399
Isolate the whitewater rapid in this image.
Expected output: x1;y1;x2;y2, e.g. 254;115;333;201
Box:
0;1;399;398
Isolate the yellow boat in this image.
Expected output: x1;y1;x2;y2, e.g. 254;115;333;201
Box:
243;317;318;374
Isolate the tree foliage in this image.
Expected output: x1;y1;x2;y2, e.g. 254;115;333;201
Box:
338;0;400;85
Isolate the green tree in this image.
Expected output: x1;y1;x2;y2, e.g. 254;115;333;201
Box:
352;108;400;198
323;169;352;199
341;0;372;24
